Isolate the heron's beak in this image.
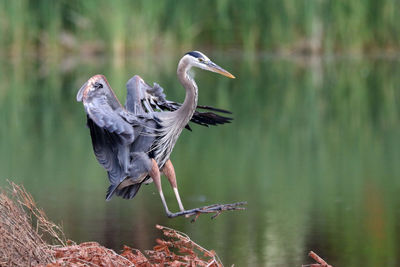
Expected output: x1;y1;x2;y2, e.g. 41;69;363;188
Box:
206;61;235;79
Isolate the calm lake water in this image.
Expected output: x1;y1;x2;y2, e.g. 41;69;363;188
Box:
0;53;399;266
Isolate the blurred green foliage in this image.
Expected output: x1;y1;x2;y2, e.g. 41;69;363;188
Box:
1;0;400;61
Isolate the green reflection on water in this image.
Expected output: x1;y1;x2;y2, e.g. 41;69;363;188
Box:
0;55;399;266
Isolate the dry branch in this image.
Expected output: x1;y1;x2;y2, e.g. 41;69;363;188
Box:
149;224;223;266
302;251;333;267
167;201;247;222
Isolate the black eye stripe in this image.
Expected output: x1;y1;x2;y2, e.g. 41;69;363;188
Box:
185;51;203;59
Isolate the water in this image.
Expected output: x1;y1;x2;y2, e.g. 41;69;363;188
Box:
0;54;399;266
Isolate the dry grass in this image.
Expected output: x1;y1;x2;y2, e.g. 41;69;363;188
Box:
0;181;66;266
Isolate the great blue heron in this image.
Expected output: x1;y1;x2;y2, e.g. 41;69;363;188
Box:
77;51;235;217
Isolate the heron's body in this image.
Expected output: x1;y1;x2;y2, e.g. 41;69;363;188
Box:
77;51;235;216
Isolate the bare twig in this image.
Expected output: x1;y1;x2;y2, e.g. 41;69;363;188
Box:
302;251;332;267
9;181;67;246
166;201;247;222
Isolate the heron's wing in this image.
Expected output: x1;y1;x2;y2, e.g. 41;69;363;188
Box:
125;75;233;129
77;75;145;186
125;75;166;114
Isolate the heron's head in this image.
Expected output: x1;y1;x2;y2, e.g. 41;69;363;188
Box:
182;51;235;79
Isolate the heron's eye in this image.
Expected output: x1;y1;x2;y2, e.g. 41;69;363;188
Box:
198;58;204;63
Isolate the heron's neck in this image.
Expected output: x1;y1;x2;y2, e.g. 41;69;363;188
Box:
175;61;198;126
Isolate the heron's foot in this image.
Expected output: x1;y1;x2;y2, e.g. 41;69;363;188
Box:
165;202;247;221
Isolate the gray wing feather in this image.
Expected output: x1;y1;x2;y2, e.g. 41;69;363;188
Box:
125;75;146;114
84;96;135;144
87;118;126;186
125;75;167;114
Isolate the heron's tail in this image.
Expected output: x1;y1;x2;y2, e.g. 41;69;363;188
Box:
106;183;142;201
106;183;142;200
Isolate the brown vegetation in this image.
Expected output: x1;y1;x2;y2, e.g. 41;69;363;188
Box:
38;225;223;266
0;182;222;266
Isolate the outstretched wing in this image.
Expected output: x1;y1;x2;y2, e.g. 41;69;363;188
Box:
77;75;140;186
125;75;233;130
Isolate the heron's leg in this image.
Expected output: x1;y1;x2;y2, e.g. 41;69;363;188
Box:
162;160;185;212
149;159;172;216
